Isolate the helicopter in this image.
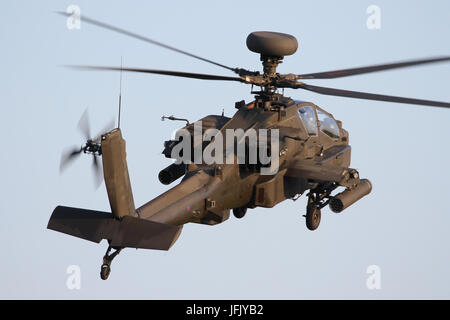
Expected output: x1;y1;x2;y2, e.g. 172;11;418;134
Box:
48;12;450;280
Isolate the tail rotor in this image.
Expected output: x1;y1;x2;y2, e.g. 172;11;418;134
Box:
59;109;115;188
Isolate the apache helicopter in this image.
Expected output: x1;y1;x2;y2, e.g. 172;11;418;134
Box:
48;13;450;280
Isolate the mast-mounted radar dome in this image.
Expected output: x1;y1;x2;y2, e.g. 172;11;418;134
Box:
246;31;298;57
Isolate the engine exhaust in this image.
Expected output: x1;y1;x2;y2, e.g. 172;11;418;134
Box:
158;163;187;185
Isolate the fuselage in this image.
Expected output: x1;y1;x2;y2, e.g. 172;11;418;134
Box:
137;97;351;226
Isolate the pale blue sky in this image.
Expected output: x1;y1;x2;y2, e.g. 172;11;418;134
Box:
1;0;450;299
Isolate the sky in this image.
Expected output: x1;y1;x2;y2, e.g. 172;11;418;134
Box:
1;0;449;299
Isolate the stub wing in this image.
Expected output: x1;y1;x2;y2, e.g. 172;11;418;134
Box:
47;206;182;250
286;161;359;187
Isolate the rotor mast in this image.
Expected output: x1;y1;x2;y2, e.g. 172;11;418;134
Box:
261;55;282;77
246;31;298;97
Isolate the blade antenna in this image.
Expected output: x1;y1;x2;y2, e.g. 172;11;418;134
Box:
118;57;123;129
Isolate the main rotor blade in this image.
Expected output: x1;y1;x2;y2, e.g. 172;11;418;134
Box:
297;83;450;109
297;56;450;79
56;11;237;73
69;65;245;82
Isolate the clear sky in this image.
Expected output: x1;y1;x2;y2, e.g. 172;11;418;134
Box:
1;0;449;299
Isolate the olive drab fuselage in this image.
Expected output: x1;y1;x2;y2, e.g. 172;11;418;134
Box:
136;96;359;227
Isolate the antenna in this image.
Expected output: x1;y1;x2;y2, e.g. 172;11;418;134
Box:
118;57;123;129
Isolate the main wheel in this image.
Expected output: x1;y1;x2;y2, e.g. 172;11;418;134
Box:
233;207;247;219
100;264;111;280
305;204;321;231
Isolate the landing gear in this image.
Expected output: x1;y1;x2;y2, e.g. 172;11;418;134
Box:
233;207;247;219
302;183;339;231
100;264;111;280
100;244;122;280
305;203;321;230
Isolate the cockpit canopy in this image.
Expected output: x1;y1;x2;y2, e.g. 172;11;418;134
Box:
297;105;340;139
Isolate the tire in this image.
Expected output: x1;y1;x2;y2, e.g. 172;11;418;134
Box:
233;207;247;219
100;264;111;280
306;204;321;231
